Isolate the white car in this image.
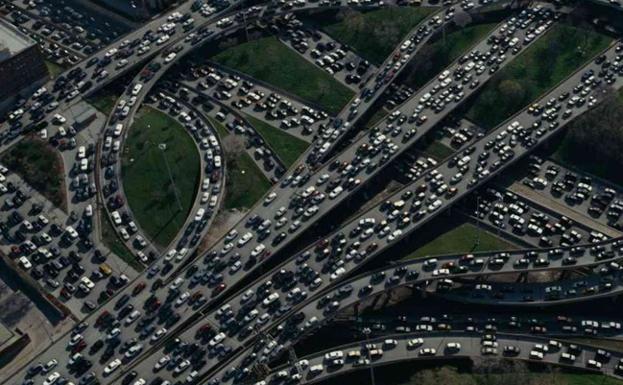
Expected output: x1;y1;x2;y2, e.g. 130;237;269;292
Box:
154;355;170;371
104;358;122;375
43;372;61;385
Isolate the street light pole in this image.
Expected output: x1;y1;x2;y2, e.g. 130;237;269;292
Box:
158;143;183;212
362;327;377;385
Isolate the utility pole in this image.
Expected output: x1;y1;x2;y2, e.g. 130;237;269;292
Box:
362;328;377;385
158;142;183;212
474;195;481;250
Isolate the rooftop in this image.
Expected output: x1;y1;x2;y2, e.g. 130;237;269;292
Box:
0;19;35;62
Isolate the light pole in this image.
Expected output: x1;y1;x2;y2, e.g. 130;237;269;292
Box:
157;141;183;212
362;327;377;385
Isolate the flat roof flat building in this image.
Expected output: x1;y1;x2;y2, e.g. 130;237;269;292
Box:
0;19;49;115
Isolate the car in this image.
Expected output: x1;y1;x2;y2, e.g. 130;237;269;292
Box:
104;358;122;375
43;372;61;385
42;359;58;373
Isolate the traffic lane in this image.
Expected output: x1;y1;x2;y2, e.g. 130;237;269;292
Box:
207;239;623;384
438;267;623;306
351;312;623;338
261;332;623;385
468;188;606;248
145;95;226;253
527;158;623;231
3;9;89;60
276;19;377;91
195;97;285;181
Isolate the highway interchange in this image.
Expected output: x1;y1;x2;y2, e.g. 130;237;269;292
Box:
4;1;623;385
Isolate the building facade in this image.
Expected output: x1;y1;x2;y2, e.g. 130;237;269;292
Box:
0;20;49;115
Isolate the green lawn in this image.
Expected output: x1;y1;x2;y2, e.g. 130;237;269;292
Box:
416;140;454;161
222;145;271;210
563;374;623;385
406;23;498;90
208;117;272;210
212;36;354;114
550;88;623;187
121;107;200;247
551;133;623;186
100;209;143;272
314;7;437;65
365;108;389;129
397;365;623;385
1;138;66;211
466;24;612;129
244;114;309;168
88;92;118;115
207;116;231;139
403;223;517;260
45;60;65;79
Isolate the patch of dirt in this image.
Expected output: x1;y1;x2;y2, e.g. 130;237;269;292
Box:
197;208;247;253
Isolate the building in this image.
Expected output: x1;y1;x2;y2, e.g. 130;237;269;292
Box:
0;19;48;115
94;0;179;20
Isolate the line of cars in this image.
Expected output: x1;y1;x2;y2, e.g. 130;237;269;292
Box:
440;258;623;305
353;313;623;338
468;186;607;247
275;14;376;89
146;91;225;253
259;333;623;384
524;156;623;231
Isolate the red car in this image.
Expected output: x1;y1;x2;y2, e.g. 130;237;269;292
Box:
72;339;87;353
212;283;227;297
132;282;146;296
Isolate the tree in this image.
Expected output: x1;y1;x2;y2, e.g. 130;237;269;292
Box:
408;366;476;385
498;79;525;106
565;88;623;168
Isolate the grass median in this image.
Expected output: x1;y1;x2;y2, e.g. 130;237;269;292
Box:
99;209;143;272
244;114;309;168
466;23;612;129
207;117;271;210
121;107;200;247
212;36;353;114
311;7;437;65
402;222;517;260
45;60;65;79
1;138;66;211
